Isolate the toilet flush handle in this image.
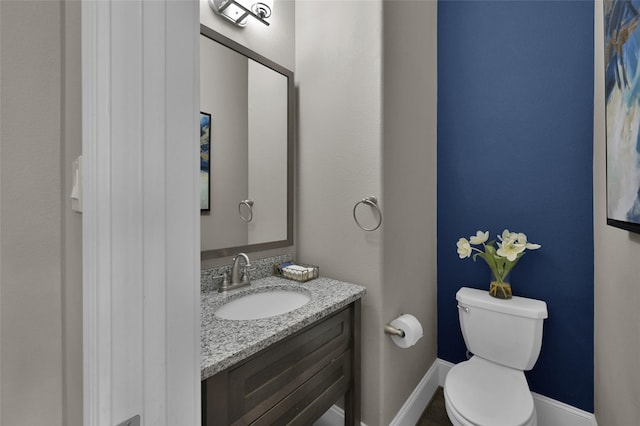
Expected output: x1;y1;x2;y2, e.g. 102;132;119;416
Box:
457;304;469;313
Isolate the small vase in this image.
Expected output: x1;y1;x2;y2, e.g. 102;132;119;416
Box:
489;271;512;299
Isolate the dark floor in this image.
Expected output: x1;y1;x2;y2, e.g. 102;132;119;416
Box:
415;387;453;426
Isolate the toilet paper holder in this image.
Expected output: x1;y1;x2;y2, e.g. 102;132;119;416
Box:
384;324;405;338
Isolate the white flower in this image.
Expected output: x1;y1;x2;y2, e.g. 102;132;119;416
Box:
457;228;541;292
457;238;472;258
498;229;518;243
515;231;542;250
496;239;526;261
469;230;489;245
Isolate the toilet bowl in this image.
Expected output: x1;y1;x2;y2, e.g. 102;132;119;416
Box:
444;356;536;426
444;287;547;426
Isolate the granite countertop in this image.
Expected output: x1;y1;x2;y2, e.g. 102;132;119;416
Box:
201;276;366;380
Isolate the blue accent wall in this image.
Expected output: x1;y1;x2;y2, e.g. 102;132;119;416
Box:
437;0;594;412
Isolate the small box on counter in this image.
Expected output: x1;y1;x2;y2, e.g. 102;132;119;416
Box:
272;262;319;282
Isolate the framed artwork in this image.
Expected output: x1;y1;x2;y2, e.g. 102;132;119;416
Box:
605;0;640;233
200;112;211;212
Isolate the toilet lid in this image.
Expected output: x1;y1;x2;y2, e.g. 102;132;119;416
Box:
445;357;534;426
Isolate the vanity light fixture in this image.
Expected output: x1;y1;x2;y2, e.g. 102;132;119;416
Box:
208;0;273;27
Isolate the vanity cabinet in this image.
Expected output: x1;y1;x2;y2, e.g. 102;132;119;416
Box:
202;300;361;426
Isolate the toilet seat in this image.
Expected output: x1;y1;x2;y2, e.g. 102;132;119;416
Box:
445;397;536;426
444;356;535;426
444;398;478;426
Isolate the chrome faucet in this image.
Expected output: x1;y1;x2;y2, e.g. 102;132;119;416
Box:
231;252;251;285
218;253;252;293
218;253;251;293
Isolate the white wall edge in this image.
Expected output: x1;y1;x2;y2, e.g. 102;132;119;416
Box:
81;1;112;424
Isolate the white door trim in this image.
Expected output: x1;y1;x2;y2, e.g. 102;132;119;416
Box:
81;1;200;425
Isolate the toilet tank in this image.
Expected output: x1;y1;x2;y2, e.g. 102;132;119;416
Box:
456;287;548;371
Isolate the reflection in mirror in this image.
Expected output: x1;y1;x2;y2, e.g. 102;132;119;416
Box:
200;25;293;259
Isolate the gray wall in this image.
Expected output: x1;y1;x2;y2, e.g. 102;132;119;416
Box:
594;2;640;422
381;1;438;422
296;1;438;424
296;1;384;422
0;1;82;425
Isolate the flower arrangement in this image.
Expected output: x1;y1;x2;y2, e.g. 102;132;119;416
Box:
456;229;541;299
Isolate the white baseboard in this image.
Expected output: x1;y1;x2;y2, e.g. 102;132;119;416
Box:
532;392;598;426
314;358;444;426
314;405;354;426
389;359;441;425
438;358;455;385
316;358;597;426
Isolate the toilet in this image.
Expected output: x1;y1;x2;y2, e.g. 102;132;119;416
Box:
444;287;548;426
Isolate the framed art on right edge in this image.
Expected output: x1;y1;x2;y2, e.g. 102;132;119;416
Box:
604;0;640;234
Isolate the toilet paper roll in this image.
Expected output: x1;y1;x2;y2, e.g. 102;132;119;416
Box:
389;314;423;348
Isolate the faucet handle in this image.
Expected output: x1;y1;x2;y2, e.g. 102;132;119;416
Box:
213;272;229;291
241;267;255;284
212;272;228;283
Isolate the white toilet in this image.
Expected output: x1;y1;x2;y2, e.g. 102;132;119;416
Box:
444;287;548;426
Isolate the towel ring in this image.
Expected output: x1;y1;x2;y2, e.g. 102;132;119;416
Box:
353;196;382;231
238;199;254;222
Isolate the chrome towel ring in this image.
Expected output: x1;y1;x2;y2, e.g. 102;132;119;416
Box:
353;196;382;231
238;199;254;222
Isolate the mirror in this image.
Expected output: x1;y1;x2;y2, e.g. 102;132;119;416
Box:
200;24;293;259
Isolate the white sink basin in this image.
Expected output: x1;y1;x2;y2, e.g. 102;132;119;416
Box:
214;290;311;320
